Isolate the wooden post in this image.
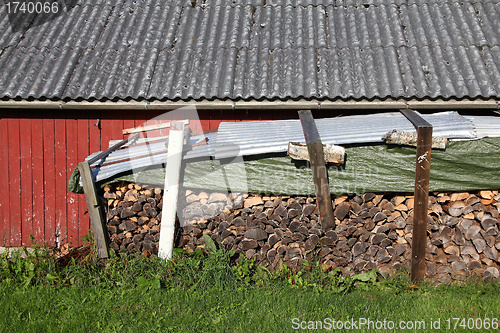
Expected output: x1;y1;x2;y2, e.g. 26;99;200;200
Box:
400;110;433;283
298;110;335;229
158;121;186;260
75;133;139;259
77;161;110;259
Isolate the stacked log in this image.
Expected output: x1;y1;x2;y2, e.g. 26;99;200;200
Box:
181;190;245;223
101;183;500;281
181;192;416;277
103;183;163;255
428;191;500;282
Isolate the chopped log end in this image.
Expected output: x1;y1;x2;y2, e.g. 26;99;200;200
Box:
287;142;345;164
382;129;447;149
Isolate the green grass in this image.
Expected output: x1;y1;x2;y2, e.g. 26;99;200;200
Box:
0;242;499;332
1;281;499;332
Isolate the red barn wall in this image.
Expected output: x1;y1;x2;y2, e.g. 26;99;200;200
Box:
0;108;306;247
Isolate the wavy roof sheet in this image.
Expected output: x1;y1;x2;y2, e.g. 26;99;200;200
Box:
86;111;500;182
214;111;476;158
87;131;217;182
1;0;500;101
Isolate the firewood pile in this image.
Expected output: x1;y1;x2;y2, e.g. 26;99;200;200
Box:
103;183;163;255
102;183;500;282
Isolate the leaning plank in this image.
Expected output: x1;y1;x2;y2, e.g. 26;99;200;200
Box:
382;129;447;149
77;161;110;259
298;110;335;229
158;121;186;260
288;142;345;164
122;120;189;135
88;133;140;165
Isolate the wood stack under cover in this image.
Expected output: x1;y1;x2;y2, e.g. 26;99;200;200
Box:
101;183;500;282
104;183;162;255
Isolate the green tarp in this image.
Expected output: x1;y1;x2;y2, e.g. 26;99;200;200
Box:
82;137;500;195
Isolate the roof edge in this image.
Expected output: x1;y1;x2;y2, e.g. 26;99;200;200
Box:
0;98;498;110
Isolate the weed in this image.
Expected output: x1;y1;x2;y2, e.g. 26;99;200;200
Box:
197;235;236;290
0;240;60;288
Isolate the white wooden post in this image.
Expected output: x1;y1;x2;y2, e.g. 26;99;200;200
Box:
158;121;186;260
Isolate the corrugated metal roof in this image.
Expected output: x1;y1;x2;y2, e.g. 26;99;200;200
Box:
214;111;476;158
1;0;500;101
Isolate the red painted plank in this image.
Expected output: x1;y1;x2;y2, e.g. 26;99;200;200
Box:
314;110;326;119
197;110;210;132
98;110;125;150
223;110;234;123
314;109;340;119
88;110;101;244
272;109;288;121
7;118;21;246
88;109;101;157
147;110;169;137
66;114;79;246
100;112;114;151
43;114;56;246
246;109;261;122
123;109;135;139
135;111;146;128
166;109;176;136
220;109;236;123
0;116;10;246
20;116;33;246
111;110;124;142
54;114;67;247
31;116;45;244
191;109;200;133
187;106;202;133
235;109;246;122
133;109;146;136
159;110;172;137
77;110;90;244
209;109;222;130
134;110;148;142
260;109;273;121
144;110;168;138
88;110;101;153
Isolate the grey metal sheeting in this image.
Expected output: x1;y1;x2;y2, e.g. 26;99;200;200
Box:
214;111;476;159
465;115;500;138
85;111;497;182
87;132;217;182
1;0;500;101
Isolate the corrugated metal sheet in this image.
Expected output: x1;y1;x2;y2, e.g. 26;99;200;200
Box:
88;132;217;182
1;0;500;101
87;111;494;182
465;114;500;138
214;111;476;158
